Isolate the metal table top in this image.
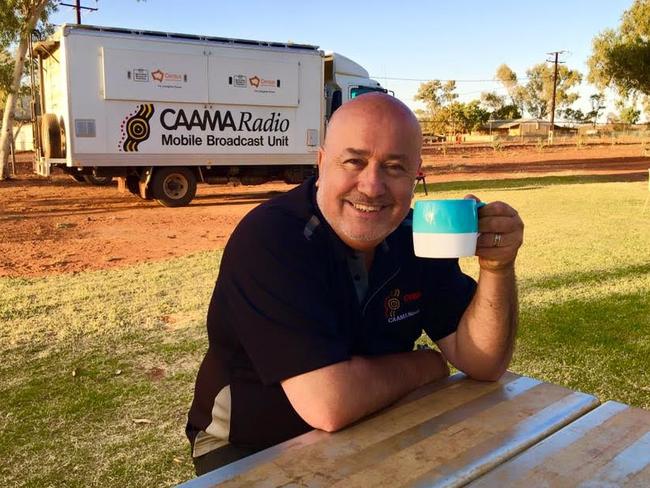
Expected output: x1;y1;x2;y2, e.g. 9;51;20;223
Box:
180;371;599;487
468;400;650;487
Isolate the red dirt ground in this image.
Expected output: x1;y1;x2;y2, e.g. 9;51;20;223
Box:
1;143;648;277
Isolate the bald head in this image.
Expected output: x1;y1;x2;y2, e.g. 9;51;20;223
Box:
324;93;422;152
315;92;423;252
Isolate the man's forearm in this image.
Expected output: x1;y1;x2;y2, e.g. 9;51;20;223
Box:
282;349;449;432
453;266;518;380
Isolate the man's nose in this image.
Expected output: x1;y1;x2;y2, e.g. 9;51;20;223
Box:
357;164;386;198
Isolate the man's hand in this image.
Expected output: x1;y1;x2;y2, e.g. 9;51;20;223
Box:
465;194;524;273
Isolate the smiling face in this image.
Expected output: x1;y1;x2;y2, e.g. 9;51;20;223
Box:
316;94;422;252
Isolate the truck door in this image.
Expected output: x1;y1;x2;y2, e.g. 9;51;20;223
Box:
102;47;209;104
207;55;299;107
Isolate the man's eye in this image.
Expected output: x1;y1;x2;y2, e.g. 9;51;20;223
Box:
343;159;364;168
385;164;406;175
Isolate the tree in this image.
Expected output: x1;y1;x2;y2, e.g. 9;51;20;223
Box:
613;96;641;125
414;80;458;135
0;49;14;107
560;108;587;123
495;64;527;114
480;91;522;120
415;81;490;135
442;100;490;134
496;63;582;119
492;104;522;120
642;96;650;121
480;91;505;112
524;63;582;118
460;100;490;132
0;0;54;180
588;93;606;126
618;105;641;124
588;0;650;97
562;93;606;125
414;80;457;114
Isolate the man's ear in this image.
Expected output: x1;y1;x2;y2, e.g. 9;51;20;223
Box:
316;147;325;187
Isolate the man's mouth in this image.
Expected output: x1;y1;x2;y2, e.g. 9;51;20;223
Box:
347;201;387;213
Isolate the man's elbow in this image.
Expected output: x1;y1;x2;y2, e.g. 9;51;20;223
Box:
466;364;508;382
297;403;351;433
282;363;359;433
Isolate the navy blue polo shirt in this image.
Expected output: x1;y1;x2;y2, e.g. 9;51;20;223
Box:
186;177;477;456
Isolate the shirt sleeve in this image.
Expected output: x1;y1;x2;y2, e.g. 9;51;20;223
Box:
420;258;477;342
210;206;351;386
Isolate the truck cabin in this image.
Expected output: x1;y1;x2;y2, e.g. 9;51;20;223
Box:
324;53;386;119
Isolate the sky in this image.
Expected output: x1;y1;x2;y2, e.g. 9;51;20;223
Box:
49;0;636;119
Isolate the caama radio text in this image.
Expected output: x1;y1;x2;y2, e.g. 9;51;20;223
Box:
161;134;289;147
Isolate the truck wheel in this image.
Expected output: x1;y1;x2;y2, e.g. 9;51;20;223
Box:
41;113;64;158
151;167;197;207
83;174;114;186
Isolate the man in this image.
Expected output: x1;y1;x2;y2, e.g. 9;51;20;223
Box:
186;93;524;475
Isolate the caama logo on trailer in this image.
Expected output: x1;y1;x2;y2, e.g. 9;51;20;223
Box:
118;104;292;151
119;104;155;152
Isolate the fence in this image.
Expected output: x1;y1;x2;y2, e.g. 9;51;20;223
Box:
422;129;650;148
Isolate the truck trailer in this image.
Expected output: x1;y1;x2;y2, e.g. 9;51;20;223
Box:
31;24;386;206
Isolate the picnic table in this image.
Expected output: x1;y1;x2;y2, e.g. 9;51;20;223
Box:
469;401;650;487
176;370;650;487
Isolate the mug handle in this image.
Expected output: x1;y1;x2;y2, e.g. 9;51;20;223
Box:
466;197;487;209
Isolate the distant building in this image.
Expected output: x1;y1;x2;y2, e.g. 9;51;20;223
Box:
13;123;34;152
479;119;578;137
1;96;35;152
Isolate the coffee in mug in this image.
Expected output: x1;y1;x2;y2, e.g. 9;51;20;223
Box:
413;199;486;258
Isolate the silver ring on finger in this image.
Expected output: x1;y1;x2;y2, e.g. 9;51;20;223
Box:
493;233;502;247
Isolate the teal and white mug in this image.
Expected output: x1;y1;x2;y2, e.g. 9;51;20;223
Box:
413;199;486;258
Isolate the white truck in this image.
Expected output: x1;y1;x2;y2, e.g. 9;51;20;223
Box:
32;24;386;206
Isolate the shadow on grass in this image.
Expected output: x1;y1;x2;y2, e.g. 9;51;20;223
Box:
521;289;650;348
522;262;650;292
416;172;648;194
515;288;650;408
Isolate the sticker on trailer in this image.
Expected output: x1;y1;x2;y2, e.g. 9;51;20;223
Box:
112;103;295;154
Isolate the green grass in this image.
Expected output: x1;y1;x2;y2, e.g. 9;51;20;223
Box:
2;175;650;486
0;253;221;487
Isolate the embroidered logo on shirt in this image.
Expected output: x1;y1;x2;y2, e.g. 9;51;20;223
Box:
384;289;421;324
384;289;401;319
403;291;422;303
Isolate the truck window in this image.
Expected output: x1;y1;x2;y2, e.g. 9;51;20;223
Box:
331;90;342;116
350;86;388;98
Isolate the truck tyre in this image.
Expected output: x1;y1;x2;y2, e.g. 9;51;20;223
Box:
70;174;86;183
41;113;64;158
151;167;197;207
83;174;114;186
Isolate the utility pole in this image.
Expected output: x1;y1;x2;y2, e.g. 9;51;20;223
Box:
546;50;566;144
59;1;98;24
